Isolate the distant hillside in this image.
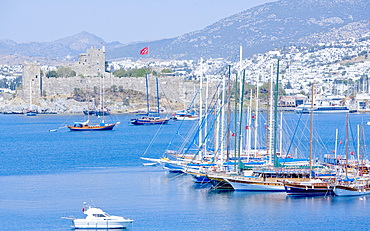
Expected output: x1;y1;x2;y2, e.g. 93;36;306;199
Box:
0;0;369;62
108;0;370;60
52;31;106;52
0;31;124;61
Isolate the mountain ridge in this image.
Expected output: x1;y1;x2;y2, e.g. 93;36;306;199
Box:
0;0;369;63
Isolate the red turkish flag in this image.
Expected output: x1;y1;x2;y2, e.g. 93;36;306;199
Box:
140;46;149;55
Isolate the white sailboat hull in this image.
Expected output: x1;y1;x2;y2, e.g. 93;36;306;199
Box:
73;219;132;229
225;178;285;191
334;187;370;197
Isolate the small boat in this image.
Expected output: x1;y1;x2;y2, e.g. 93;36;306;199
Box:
25;109;37;116
83;108;111;116
95;107;111;116
63;202;133;229
172;110;199;121
295;104;350;114
131;116;170;125
83;108;96;115
67;120;118;131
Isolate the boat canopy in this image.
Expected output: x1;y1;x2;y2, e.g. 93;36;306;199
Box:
74;120;89;125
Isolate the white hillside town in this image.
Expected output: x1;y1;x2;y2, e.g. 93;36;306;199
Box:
0;32;369;113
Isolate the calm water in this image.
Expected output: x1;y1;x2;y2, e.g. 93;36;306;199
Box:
1;113;370;230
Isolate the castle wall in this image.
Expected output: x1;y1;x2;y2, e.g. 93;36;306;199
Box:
20;47;219;111
41;75;217;108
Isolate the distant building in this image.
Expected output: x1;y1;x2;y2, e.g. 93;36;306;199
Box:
278;95;306;110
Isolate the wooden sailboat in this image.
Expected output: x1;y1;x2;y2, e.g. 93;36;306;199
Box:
131;74;170;125
333;116;370;196
68;75;119;131
217;60;314;191
283;83;336;196
333;178;370;196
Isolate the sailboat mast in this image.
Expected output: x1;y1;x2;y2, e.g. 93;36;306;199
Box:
238;46;243;162
156;77;160;117
345;113;349;177
145;74;150;116
233;72;239;172
279;111;283;156
226;65;231;162
254;74;259;154
238;70;246;171
101;74;105;123
220;68;226;164
247;91;252;162
273;59;280;167
199;58;203;159
334;128;338;159
309;83;314;178
357;124;360;164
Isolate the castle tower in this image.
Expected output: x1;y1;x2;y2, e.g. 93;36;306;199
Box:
74;46;106;77
22;61;41;103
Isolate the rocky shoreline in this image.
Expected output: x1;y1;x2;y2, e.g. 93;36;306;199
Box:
0;95;183;115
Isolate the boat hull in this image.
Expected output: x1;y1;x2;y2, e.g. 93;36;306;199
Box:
73;219;132;229
186;172;211;183
131;118;170;125
225;178;285;191
334;186;370;197
284;182;334;196
163;162;184;173
173;115;199;121
208;175;234;190
67;124;116;131
26;111;37;116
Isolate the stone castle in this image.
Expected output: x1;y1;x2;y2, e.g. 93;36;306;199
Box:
20;46;212;113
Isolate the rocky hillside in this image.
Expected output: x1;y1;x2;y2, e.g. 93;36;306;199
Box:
0;0;369;61
109;0;370;60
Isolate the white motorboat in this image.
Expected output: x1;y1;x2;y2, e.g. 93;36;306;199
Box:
63;202;133;229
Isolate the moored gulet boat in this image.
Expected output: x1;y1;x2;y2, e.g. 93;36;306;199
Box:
284;178;335;196
68;75;119;131
223;168;311;191
67;120;118;131
283;84;336;196
131;74;170;125
131;116;170;125
332;118;370;196
333;177;370;196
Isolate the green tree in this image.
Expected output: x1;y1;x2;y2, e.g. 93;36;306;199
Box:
113;68;152;77
57;66;76;77
46;70;57;78
161;68;172;73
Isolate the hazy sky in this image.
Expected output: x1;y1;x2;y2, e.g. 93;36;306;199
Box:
1;0;277;44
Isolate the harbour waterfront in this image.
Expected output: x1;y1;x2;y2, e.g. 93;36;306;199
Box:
1;113;370;230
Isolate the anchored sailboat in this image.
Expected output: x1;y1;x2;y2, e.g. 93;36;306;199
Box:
68;75;119;131
131;74;170;125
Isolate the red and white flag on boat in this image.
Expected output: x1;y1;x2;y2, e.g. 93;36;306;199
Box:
140;46;149;55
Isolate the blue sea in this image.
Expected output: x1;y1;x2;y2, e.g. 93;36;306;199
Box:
1;113;370;231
